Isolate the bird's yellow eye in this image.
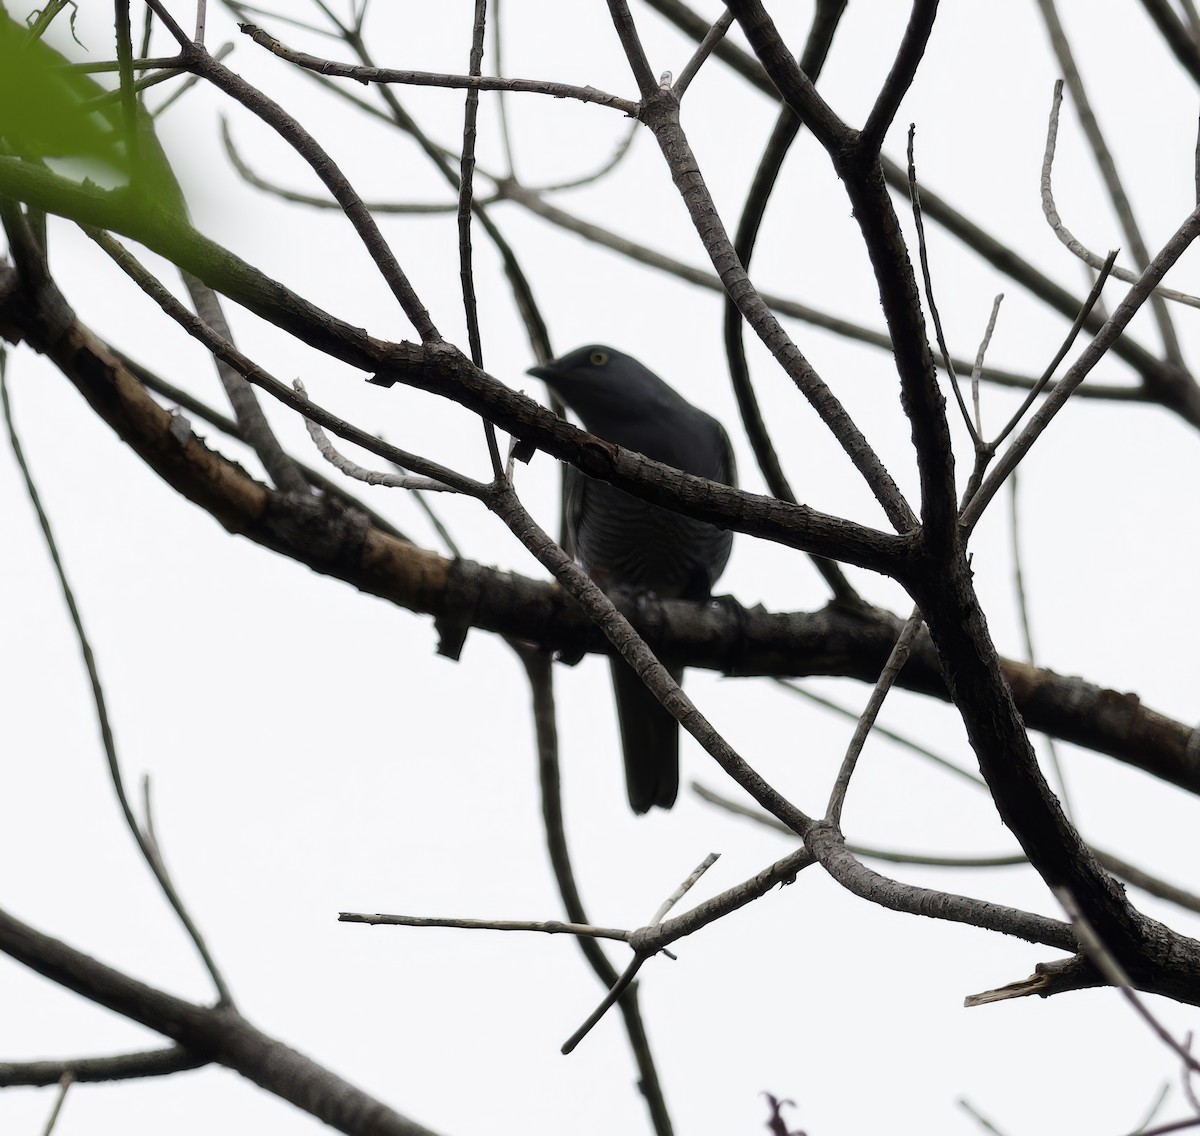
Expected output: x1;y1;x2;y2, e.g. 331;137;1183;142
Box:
589;350;609;366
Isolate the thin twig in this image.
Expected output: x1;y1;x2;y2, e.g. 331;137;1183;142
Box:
87;229;479;492
825;607;923;825
970;295;1003;438
672;9;734;98
650;853;720;925
635;71;919;532
643;0;1200;425
294;382;460;493
224;0;334;38
0;904;437;1135
908;125;979;446
565;853;723;1054
408;488;463;557
1131;1118;1200;1136
695;784;1026;867
154;42;233;114
1130;1083;1173;1136
986;250;1116;452
769;688;1200;914
0;1046;208;1087
219;118;476;211
458;0;503;478
721;0;859;605
328;21;553;360
1096;851;1200;917
858;0;938;157
958;1098;1009;1136
145;2;442;340
459;2;486;371
337;912;632;941
68;55;185;73
962;202;1200;528
485;480;813;836
774;681;985;787
23;0;75;42
1057;888;1200;1077
605;0;658;96
0;355;234;1006
114;0;140;174
236;22;640;116
39;1074;72;1136
1010;469;1074;819
1036;0;1185;364
512;644;673;1136
218;121;1113;404
115;349;412;540
181;269;309;495
1041;81;1200;310
81;62;194;109
562;956;645;1054
529;122;638;192
491;0;517;177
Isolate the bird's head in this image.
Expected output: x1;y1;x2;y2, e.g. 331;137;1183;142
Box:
527;345;677;433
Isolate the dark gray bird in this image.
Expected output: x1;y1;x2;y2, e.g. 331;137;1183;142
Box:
528;345;735;813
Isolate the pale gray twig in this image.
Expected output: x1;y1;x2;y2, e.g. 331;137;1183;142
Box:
962;203;1200;528
294;382;459;493
237;22;640;116
1041;81;1200;309
565;852;723;1054
650;853;721;925
986;250;1116;453
1036;0;1185;364
39;1074;72;1136
338;912;632;941
971;295;1003;438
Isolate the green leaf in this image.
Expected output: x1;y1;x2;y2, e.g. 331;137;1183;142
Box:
0;10;125;173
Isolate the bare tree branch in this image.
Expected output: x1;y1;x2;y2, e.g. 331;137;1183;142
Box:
0;906;441;1136
236;21;640;116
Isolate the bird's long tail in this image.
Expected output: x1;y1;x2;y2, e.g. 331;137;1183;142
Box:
609;659;682;813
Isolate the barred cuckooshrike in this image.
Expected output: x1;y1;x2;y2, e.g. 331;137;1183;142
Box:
529;345;735;813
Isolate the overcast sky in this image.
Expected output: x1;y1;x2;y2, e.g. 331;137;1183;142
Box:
3;3;1200;1134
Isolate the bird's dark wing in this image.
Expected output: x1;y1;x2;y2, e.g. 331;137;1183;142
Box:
713;419;736;488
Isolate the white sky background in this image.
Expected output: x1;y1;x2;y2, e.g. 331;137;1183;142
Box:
3;2;1200;1133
